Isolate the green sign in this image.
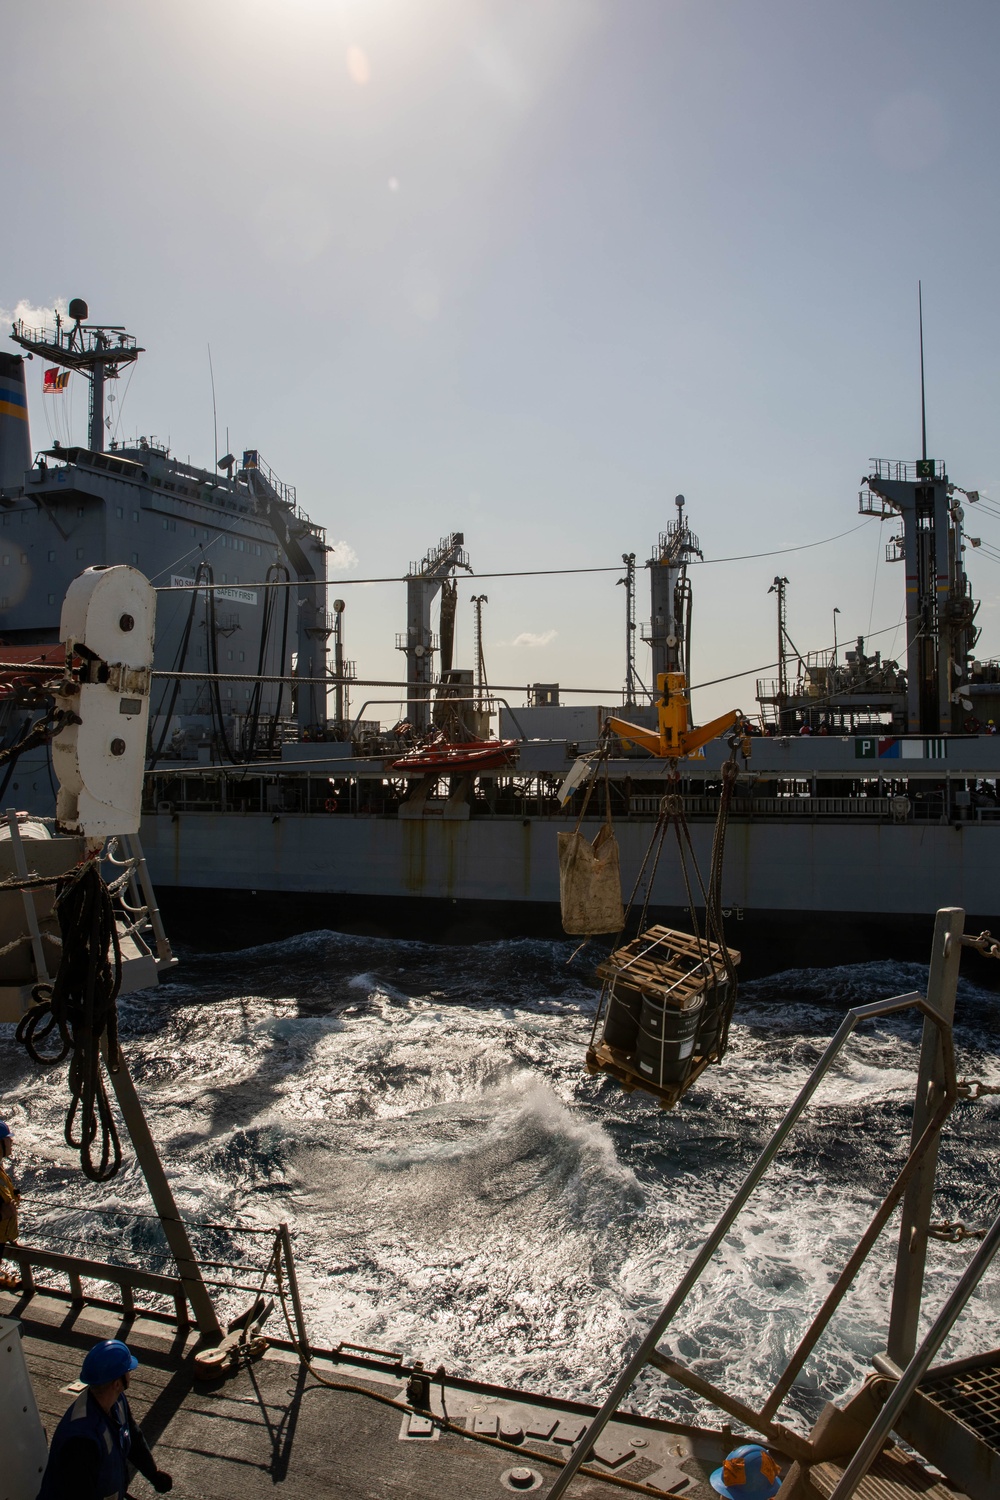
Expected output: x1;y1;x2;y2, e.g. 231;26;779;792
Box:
915;459;937;479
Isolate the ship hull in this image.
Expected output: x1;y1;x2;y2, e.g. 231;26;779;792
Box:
141;809;1000;978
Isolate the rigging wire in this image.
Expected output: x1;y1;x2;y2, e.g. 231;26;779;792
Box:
109;361;137;448
145;503;271;586
127;611;929;700
866;518;885;638
151;519;876;595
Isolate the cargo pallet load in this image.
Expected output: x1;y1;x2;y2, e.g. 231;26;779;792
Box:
586;925;740;1108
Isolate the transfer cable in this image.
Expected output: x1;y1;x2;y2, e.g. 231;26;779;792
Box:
151;519;875;593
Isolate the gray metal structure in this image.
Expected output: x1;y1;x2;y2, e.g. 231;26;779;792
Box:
616;552;640;707
395;532;471;731
12;299;142;456
862;459;979;733
642;494;701;692
1;305;330;752
3;303;1000;949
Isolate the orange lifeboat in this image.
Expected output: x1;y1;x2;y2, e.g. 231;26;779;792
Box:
390;738;519;775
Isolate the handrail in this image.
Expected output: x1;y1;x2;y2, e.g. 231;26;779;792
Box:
830;1205;1000;1500
547;911;964;1500
10;1244;189;1325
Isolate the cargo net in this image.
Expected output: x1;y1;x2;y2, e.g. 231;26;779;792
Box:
586;756;742;1108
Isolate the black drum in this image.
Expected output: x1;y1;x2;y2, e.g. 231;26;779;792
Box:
636;995;705;1087
601;981;643;1054
695;979;731;1060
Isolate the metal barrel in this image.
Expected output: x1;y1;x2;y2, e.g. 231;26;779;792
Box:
635;995;705;1086
601;981;643;1054
695;978;730;1059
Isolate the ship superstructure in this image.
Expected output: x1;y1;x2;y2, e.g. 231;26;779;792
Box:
1;304;330;757
3;301;1000;964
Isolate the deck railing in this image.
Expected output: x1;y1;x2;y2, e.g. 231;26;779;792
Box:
9;1244;191;1325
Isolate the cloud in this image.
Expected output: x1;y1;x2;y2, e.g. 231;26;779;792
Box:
511;629;557;648
0;298;67;332
328;539;359;572
346;45;370;86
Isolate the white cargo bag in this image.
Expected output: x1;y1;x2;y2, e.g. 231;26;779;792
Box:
558;823;624;935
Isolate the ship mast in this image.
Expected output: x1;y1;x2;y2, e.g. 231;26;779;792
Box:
643;495;702;716
11;299;143;454
617;553;640;708
397;532;472;732
861;287;980;733
768;575;790;729
471;594;489;709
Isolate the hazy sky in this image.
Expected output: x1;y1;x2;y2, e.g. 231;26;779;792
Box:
5;0;1000;719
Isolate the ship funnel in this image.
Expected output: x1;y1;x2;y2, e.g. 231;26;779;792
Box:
0;353;31;495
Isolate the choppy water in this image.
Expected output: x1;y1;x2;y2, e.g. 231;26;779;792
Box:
2;934;1000;1430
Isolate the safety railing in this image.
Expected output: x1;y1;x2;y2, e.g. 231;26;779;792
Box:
8;1244;191;1325
240;451;296;508
868;458;947;482
626;795;893;818
7;1216;310;1355
549;910;967;1499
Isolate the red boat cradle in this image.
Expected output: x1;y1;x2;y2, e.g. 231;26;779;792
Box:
390;738;519;775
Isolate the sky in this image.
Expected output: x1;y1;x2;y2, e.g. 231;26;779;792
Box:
5;0;1000;721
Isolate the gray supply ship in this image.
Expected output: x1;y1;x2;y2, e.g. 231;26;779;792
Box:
2;304;999;966
2;528;1000;1500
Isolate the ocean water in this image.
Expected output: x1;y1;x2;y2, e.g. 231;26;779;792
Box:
2;934;1000;1431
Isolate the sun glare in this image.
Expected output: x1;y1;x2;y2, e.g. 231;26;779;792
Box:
347;45;371;85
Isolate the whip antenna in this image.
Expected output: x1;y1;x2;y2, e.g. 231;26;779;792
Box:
919;280;927;462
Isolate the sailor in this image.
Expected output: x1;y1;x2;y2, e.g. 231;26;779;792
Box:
0;1119;19;1289
710;1442;782;1499
37;1339;173;1500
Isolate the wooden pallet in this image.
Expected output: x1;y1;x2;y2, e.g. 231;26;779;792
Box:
595;925;740;1010
586;1040;715;1110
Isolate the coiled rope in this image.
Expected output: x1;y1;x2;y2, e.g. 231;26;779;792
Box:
15;859;124;1181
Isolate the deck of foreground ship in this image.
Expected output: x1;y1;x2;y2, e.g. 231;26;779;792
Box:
1;1287;727;1499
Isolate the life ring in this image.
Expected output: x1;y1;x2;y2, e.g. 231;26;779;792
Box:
324;797;338;813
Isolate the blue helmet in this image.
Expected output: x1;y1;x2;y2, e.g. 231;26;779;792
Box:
710;1444;782;1500
80;1340;138;1385
0;1122;10;1139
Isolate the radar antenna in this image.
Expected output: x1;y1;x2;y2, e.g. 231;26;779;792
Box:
10;299;143;455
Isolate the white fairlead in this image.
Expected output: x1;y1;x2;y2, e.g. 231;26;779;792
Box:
53;565;156;840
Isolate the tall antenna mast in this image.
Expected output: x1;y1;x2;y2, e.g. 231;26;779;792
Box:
617;553;638;707
919;280;927;463
768;576;790;729
208;344;219;471
470;594;489;709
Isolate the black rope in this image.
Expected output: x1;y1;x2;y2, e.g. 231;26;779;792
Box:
148;570;202;768
15;861;124;1182
0;702;77;773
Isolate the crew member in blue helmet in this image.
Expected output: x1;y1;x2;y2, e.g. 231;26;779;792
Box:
0;1120;19;1290
37;1339;173;1500
710;1442;782;1499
